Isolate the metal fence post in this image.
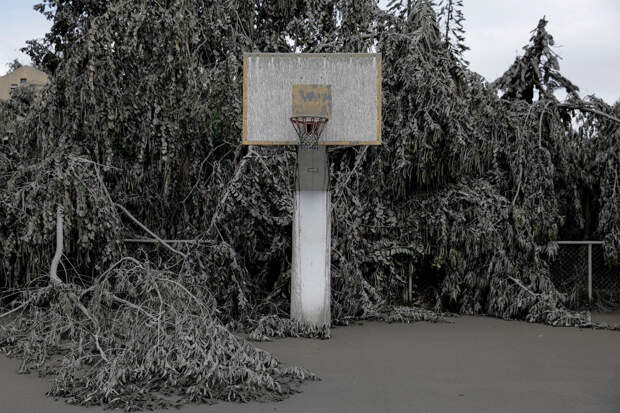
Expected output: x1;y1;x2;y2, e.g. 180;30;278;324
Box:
587;243;593;304
552;241;616;308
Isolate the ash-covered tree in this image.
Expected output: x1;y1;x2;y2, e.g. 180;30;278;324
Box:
436;0;469;65
495;17;579;103
5;0;618;329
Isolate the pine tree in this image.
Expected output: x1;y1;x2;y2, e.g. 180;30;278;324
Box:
436;0;469;65
494;17;579;103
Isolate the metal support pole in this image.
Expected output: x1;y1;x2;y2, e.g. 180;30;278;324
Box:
291;147;330;327
587;244;593;304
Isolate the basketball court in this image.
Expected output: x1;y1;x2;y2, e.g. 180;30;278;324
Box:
2;53;618;413
1;316;619;413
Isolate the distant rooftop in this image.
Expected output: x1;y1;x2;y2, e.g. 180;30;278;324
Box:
0;65;49;100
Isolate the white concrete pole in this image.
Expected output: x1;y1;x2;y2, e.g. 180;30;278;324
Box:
587;244;593;304
291;146;331;327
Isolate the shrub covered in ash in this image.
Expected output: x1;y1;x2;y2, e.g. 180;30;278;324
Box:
0;258;316;411
0;153;122;289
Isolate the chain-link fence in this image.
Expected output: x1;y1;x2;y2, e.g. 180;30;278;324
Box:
549;241;620;309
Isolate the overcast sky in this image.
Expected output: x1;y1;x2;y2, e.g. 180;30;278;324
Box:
462;0;619;104
1;1;618;103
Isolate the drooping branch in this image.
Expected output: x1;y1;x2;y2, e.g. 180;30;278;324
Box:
205;147;254;237
559;103;620;125
49;204;64;286
114;202;188;259
44;204;109;362
507;276;540;297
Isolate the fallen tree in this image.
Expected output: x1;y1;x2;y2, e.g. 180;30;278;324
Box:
1;201;316;410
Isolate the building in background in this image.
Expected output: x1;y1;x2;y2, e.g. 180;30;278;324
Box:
0;66;48;100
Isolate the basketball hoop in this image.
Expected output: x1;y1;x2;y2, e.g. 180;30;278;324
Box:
290;115;328;150
242;54;382;328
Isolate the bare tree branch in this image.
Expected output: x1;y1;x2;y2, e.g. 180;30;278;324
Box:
114;203;188;259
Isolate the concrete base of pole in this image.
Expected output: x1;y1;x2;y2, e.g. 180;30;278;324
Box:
291;146;331;327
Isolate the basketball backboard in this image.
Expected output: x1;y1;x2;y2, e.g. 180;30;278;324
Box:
243;53;381;146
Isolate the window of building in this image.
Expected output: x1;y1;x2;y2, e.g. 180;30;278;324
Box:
10;84;17;90
20;78;27;84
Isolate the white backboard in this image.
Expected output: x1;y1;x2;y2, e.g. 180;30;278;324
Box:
243;53;382;146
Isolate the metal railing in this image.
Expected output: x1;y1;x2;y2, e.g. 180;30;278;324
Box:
549;241;620;309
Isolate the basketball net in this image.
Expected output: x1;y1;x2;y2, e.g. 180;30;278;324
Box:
290;116;328;150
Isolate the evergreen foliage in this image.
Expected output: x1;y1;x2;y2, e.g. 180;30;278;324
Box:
436;0;469;65
495;17;579;103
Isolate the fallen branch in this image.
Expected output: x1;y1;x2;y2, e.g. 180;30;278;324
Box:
334;146;368;202
74;156;186;259
114;203;188;259
205;147;254;237
69;155;122;171
511;164;523;206
0;290;46;320
122;238;213;245
100;256;144;277
507;276;540;297
106;293;157;321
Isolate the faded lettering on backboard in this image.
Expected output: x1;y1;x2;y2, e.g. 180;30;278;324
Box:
292;84;332;119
